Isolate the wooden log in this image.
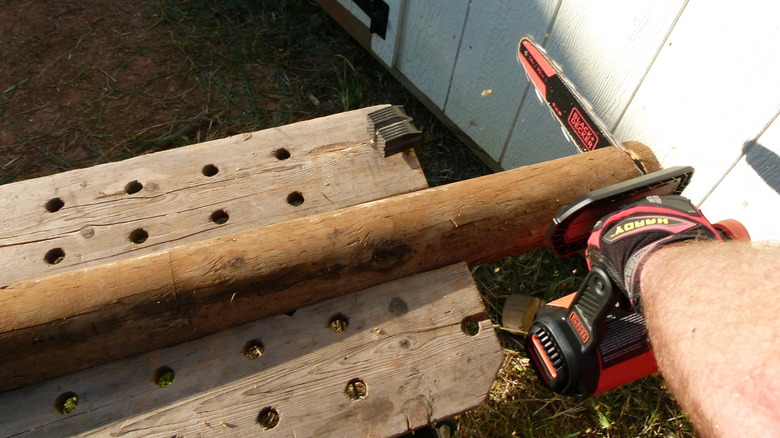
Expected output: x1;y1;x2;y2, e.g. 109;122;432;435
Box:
1;264;503;437
0;142;660;391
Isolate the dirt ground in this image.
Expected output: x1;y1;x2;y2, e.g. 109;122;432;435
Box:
2;1;187;180
0;0;352;184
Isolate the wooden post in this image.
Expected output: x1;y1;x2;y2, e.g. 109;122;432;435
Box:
0;142;660;391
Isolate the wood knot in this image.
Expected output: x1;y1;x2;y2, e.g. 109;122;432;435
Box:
220;257;246;271
388;297;408;316
371;242;411;269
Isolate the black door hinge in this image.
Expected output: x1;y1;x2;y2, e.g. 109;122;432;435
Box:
352;0;389;39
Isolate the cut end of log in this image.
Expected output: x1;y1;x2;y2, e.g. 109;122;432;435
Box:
622;141;662;174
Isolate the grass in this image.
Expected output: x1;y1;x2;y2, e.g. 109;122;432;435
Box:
461;250;695;437
0;0;694;436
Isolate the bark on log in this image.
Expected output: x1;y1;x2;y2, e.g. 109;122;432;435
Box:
0;142;659;391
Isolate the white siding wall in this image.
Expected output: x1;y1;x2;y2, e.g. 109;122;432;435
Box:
331;0;780;241
395;1;471;109
613;2;780;217
501;0;686;167
443;0;559;160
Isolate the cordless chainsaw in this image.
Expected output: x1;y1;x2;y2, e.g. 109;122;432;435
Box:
514;36;750;398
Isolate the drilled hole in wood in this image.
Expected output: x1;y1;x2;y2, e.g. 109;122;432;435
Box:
55;391;78;415
45;197;65;212
329;313;349;332
257;407;280;429
154;366;175;388
345;378;367;401
129;228;149;244
125;180;143;194
202;164;219;177
243;339;265;359
286;191;304;207
44;248;65;265
461;317;481;337
210;209;229;224
273;148;291;160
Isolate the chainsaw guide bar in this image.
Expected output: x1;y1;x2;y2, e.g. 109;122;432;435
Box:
517;36;647;174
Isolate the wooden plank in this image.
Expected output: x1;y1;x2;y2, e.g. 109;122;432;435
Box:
0;263;504;438
332;0;405;68
613;2;780;205
699;111;780;242
317;0;372;49
444;0;559;162
500;0;686;169
336;0;368;25
0;105;428;286
395;0;471;109
0;143;659;391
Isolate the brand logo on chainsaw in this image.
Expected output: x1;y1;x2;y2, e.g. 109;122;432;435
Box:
567;108;599;150
523;48;547;80
568;311;590;344
606;217;689;241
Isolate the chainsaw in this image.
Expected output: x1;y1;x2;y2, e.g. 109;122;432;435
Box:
524;166;749;398
512;36;750;398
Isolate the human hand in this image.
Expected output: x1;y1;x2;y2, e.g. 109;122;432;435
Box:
585;195;722;311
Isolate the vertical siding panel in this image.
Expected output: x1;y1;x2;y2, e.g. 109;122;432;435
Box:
500;0;686;169
698;112;780;242
371;0;405;68
444;0;559;163
615;2;780;205
395;1;471;109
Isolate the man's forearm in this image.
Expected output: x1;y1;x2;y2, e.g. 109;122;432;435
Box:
640;241;780;437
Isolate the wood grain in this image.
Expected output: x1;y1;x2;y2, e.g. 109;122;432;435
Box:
0;142;658;391
0;264;504;438
0;105;428;286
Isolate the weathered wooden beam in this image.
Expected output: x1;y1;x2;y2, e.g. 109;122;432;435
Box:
0;142;660;391
0;105;428;286
1;264;503;437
